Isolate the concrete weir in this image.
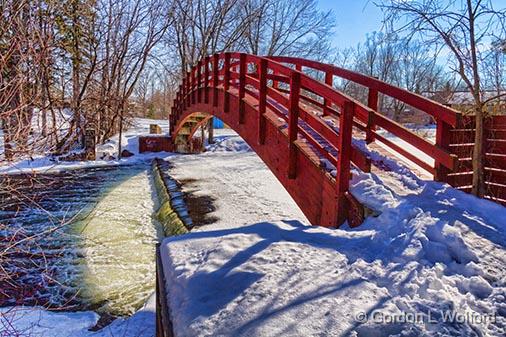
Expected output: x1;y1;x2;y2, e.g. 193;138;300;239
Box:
152;158;193;236
152;158;192;337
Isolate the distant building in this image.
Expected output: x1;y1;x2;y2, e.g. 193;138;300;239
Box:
423;90;506;115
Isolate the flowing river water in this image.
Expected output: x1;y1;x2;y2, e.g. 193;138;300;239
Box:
0;165;160;318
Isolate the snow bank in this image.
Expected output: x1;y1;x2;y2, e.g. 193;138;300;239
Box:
0;108;73;162
0;307;99;337
160;131;506;337
0;294;156;337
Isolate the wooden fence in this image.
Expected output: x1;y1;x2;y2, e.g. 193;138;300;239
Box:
436;115;506;205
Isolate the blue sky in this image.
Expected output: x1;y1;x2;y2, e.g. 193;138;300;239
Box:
317;0;384;48
318;0;506;49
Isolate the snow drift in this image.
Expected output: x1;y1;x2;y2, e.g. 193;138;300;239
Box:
160;133;505;337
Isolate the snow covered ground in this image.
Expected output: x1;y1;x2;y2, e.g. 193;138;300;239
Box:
0;109;73;162
2;121;505;337
160;130;505;337
167;129;308;230
0;118;172;175
0;294;156;337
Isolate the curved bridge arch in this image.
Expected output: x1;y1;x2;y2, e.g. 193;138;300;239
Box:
169;53;461;227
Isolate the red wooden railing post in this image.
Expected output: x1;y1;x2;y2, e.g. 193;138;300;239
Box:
185;71;189;107
288;70;301;179
181;76;187;109
169;106;174;134
323;71;333;116
178;85;183;115
366;87;378;144
336;101;354;225
189;69;193;105
171;94;176;132
272;68;279;90
258;58;268;145
186;71;191;108
170;106;175;136
223;52;231;113
239;53;246;124
192;67;197;104
435;118;452;182
204;56;210;104
213;54;219;107
197;60;202;103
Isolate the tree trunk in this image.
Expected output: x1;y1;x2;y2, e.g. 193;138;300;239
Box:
208;117;214;144
471;104;485;196
117;113;124;158
41;109;47;137
467;0;485;197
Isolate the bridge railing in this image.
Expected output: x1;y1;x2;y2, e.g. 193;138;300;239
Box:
172;52;371;171
173;52;461;176
172;53;371;223
170;53;467;222
266;56;461;177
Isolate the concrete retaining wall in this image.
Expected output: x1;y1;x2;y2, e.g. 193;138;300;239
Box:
152;158;193;236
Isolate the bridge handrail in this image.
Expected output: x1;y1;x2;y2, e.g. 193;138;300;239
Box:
173;52;458;180
267;56;461;127
262;55;459;173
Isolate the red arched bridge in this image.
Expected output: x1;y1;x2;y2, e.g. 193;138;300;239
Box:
167;52;477;228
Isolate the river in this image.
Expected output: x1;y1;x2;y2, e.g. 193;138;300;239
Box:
0;165;160;318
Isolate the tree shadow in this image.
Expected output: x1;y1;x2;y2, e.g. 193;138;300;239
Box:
162;220;375;321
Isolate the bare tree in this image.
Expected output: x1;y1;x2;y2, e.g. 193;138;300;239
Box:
167;0;246;74
54;0;100;153
340;32;447;121
239;0;335;58
483;38;506;98
162;0;335;142
378;0;506;196
164;0;251;143
0;0;56;160
94;0;172;157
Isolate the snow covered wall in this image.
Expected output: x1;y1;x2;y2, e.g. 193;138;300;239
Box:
159;131;506;337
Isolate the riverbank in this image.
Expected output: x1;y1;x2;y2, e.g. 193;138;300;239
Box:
0;118;171;175
1;118;181;336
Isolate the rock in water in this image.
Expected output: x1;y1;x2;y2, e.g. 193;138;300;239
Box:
121;149;134;158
